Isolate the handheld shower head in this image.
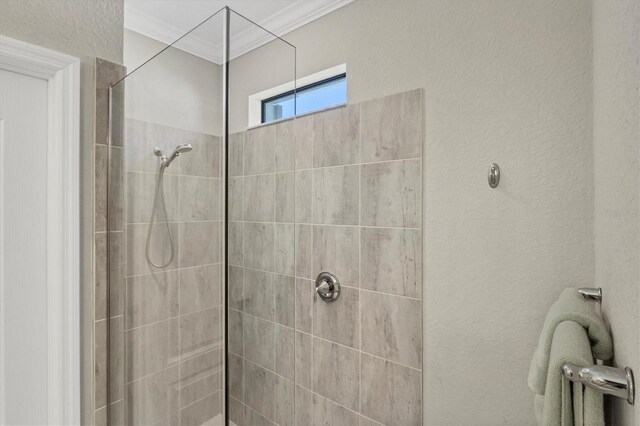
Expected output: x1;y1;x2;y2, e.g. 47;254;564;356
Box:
160;143;193;169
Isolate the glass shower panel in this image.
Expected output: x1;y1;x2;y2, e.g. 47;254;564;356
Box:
226;10;297;426
108;9;225;425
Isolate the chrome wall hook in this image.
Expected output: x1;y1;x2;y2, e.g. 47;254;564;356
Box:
488;163;500;188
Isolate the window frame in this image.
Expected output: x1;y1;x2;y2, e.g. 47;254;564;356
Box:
260;72;347;124
247;63;347;128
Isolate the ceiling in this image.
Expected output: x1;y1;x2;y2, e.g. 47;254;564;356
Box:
124;0;353;63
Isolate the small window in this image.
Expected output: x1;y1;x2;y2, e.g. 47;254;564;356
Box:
261;73;346;123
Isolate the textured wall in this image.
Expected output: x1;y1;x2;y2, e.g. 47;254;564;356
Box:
0;0;123;63
230;0;594;423
592;1;640;424
124;30;222;136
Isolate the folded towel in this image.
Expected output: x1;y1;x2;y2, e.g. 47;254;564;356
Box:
537;320;604;426
528;288;613;395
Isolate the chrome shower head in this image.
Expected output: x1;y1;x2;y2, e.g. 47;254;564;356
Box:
175;144;192;154
160;143;193;169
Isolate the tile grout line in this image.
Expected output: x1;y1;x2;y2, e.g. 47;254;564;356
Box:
358;100;363;421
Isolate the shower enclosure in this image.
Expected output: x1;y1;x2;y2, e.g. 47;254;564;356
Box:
107;6;423;426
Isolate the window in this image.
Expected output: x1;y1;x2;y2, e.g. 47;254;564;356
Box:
247;64;347;127
261;73;346;123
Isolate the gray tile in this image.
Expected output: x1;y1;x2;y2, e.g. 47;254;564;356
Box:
295;331;312;389
228;265;244;311
295;225;313;279
229;177;243;221
361;89;422;162
245;125;275;175
313;225;360;288
109;231;125;316
295;386;312;426
179;264;221;315
275;274;295;327
360;160;421;228
229;221;243;266
295;170;313;223
361;291;422;369
126;172;179;224
275;325;294;380
228;309;243;356
276;120;295;172
244;361;275;421
181;133;221;178
313;165;359;225
275;172;294;223
359;415;384;426
361;227;422;298
275;223;295;276
312;338;360;411
314;286;359;348
243;222;274;271
275;376;294;426
179;349;221;408
313;105;360;167
95;145;107;232
229;397;245;426
229;132;244;177
295;278;314;333
179;391;219;426
127;223;180;276
180;307;222;359
96;59;126;147
126;270;179;329
313;393;360;426
244;405;275;426
126;366;180;425
244;314;275;370
179;221;220;268
244;174;275;222
125;319;179;381
360;354;421;426
95;233;107;320
109;147;125;231
125;119;166;174
295;115;313;170
244;269;275;321
109;316;124;402
229;353;243;399
95;320;107;408
179;176;221;221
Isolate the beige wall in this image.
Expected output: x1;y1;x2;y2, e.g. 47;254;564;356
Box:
231;0;594;423
0;0;123;63
593;1;640;424
124;29;222;135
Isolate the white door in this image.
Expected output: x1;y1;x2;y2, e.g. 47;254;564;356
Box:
0;67;51;426
0;36;80;425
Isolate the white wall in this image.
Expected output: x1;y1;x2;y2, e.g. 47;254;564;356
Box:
124;29;222;135
230;0;594;423
592;1;640;424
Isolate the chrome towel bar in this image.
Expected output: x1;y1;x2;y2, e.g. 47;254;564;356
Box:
560;287;635;405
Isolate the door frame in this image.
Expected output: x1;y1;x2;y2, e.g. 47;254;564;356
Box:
0;35;80;425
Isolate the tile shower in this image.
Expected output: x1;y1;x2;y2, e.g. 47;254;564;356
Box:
104;9;423;425
227;89;423;426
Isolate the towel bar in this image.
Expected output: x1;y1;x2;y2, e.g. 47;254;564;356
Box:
561;362;634;405
559;287;635;405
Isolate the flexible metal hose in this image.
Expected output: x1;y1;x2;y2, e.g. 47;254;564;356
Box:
145;167;175;268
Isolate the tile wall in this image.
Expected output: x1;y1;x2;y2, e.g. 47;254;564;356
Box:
115;117;224;425
228;89;423;426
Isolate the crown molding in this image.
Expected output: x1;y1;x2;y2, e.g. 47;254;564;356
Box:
124;0;354;64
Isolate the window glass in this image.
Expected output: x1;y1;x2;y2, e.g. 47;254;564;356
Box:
262;74;346;123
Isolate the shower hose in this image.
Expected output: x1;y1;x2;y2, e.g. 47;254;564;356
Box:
145;167;175;268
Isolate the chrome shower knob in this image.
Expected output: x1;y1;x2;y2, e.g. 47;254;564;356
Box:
315;272;341;302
